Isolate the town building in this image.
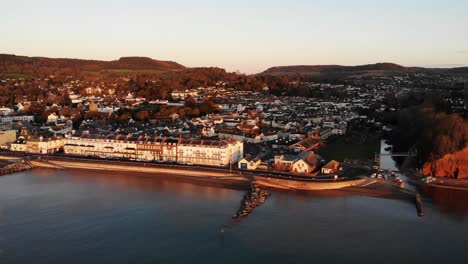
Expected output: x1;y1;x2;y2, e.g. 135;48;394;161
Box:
0;115;34;124
0;107;14;116
10;136;64;154
238;154;261;170
291;152;320;174
171;90;198;100
64;134;243;166
321;160;341;174
47;113;59;123
274;154;298;172
289;136;321;153
0;130;17;147
274;151;321;175
177;138;243;166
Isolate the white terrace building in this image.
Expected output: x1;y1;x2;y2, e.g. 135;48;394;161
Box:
64;134;243;166
177;138;243;166
10;136;64;154
170;90;198;100
0;115;34;124
64;134;178;161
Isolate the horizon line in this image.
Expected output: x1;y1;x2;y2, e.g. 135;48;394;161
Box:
1;53;467;74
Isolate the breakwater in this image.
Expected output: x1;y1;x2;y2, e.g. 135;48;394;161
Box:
220;182;270;235
0;160;34;176
233;182;270;219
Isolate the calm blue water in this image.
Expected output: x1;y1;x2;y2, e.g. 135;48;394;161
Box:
1;168;468;264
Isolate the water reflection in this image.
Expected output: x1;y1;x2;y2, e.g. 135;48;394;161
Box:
31;168;243;200
1;169;468;264
380;139;468;215
425;186;468;216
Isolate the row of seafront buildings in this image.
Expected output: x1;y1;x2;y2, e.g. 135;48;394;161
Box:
3;129;340;175
64;133;243;166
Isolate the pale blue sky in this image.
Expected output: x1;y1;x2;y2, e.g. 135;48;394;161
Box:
1;0;467;73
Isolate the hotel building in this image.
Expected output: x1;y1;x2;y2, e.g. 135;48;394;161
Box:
64;134;243;166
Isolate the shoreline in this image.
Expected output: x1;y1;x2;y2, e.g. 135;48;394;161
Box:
0;154;420;199
403;169;468;192
0;152;424;194
21;155;368;191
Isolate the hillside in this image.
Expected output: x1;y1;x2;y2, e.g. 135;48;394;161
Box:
261;62;440;77
0;54;185;78
264;63;415;73
447;67;468;75
422;147;468;178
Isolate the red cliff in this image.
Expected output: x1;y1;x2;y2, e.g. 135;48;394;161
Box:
422;147;468;178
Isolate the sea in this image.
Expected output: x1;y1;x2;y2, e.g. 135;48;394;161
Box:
1;166;468;264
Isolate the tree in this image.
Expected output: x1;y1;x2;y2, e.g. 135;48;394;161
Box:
184;96;197;108
118;112;132;123
59;107;72;117
84;111;102;120
189;108;200;117
27;102;46;116
134;110;149;121
199;99;219;115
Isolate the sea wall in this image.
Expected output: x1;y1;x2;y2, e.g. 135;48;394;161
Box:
29;158;369;191
253;176;367;191
0;155;22;161
30;159;248;181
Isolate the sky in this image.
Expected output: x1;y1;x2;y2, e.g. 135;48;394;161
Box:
1;0;467;73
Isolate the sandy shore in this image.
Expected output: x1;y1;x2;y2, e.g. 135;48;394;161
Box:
253;176;369;191
30;158;371;191
30;159;249;182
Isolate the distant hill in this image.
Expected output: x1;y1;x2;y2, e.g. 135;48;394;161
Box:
0;54;185;78
262;63;422;75
447;67;468;75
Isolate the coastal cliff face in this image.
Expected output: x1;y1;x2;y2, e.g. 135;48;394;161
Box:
422;147;468;178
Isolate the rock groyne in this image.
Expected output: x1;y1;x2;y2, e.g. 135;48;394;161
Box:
0;160;35;176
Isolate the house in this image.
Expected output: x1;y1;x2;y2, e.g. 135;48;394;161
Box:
0;115;34;124
321;160;340;174
289;135;321;153
261;131;279;142
323;121;335;128
218;128;263;144
125;92;135;101
274;154;298;171
237;123;259;135
48;124;73;135
170;90;198;100
236;104;246;112
332;121;347;135
238;154;261;170
292;152;320;174
319;128;333;139
47;113;59;123
0;107;13;116
201;126;216;138
11;136;64;154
